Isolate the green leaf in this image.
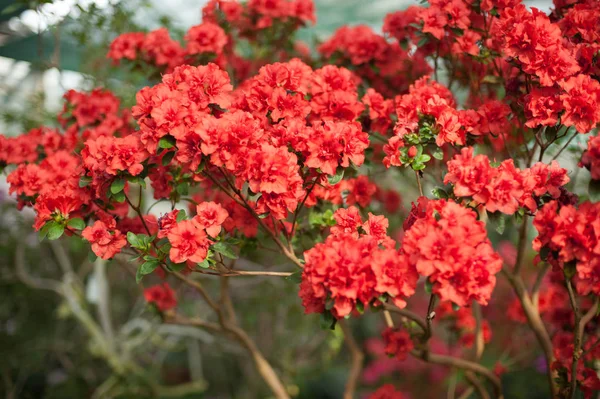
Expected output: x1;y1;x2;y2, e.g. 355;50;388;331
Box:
356;301;365;314
176;209;187;222
425;279;433;294
162;151;175;166
79;175;92;188
285;271;303;284
127;232;143;249
452;303;461;311
419;154;431;163
88;251;98;263
432;148;444;160
67;218;86;230
564;261;577;280
176;182;189;196
113;191;126;203
212;242;238;259
158;135;176;149
139;260;160;276
166;259;187;272
431;187;449;199
47;223;65;240
494;213;506;235
320;311;336;330
417;36;430;47
127;176;147;188
540;246;550;261
328;168;344;185
197;259;210;269
589;179;600;202
38;222;52;241
110;178;126;194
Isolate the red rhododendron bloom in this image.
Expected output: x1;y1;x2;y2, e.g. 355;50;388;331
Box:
82;220;127;260
144;283;177;311
194;201;229;237
167;220;210;264
401;199;503;306
382;327;414;361
581;135;600;180
368;384;405;399
185;22;228;56
300;208;418;318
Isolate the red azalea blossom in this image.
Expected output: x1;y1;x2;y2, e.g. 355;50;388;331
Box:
144;283;177;311
82;220;127;260
167;220;210;264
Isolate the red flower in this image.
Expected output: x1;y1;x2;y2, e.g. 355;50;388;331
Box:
581;135;600;180
368;384;405;399
167;220;210;264
194;201;229;237
382;327;414;361
300;209;417;318
305;121;369;175
185;22;228;56
401;199;502;306
82;220;127;260
144;283;177;311
559;74;600;133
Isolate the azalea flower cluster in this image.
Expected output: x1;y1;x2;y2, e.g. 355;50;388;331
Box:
533;200;600;296
444;147;570;214
581;135;600;180
318;24;431;96
300;207;418;318
401;198;503;307
382;77;516;169
109;0;316;80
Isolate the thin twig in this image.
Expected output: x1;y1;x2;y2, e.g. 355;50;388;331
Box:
383;304;428;332
339;319;364;399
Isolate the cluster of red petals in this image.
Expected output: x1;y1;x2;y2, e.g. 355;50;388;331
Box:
318;24;430;96
445;147;570;214
492;5;580;87
436;302;492;348
382;327;414;361
552;331;600;397
300;207;418;318
144;283;177;311
401;199;502;307
82;219;127;260
159;202;228;265
581;135;600;180
203;0;315;32
533;200;600;296
108;28;186;71
368;384;405;399
82;135;148;177
383;77;515;168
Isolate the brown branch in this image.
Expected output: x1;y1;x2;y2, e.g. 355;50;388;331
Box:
531;263;550;311
412;350;501;393
502;268;558;396
513;215;529;275
472;303;485;362
168;314;290;399
465;372;491;399
193;270;293;277
565;278;586;399
423;294;437;342
383;304;427;333
339;319;364;399
204;170;304;269
170;271;220;313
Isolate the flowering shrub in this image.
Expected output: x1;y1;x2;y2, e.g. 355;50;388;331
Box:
2;0;600;398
